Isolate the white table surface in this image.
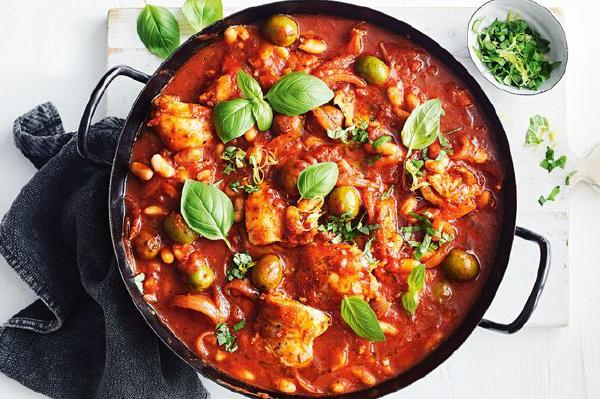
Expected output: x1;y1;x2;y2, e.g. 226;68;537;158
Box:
0;0;599;398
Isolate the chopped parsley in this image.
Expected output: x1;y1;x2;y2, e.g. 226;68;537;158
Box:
229;180;260;194
538;186;560;206
215;323;238;352
473;11;560;90
540;146;567;172
362;237;379;266
405;158;425;191
401;212;454;261
326;120;369;144
372;135;392;149
526;115;551;145
233;319;246;332
366;154;382;165
226;252;256;281
221;146;246;175
319;212;379;244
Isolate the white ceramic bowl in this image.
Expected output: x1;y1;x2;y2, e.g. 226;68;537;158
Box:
467;0;568;95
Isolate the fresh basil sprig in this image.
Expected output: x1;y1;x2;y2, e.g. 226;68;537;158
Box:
182;0;223;32
137;5;180;59
401;99;445;151
297;162;339;199
341;296;385;342
401;263;426;315
181;180;234;249
265;72;334;116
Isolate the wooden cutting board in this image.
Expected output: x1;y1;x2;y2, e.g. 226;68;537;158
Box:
105;6;569;328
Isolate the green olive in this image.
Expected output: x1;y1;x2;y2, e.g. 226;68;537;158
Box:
279;159;309;197
441;249;480;282
328;186;361;220
164;212;198;244
432;281;453;303
355;55;390;86
261;14;299;47
134;230;161;260
251;254;284;291
189;262;216;291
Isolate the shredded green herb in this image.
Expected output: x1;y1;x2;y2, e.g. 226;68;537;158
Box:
540;146;567;172
473;11;560;90
229;180;260;194
215;323;238;352
233;319;246;332
401;212;454;261
405;158;425;191
565;170;577;186
526;115;550;145
226;252;256;281
362;237;379;266
319;212;379;244
327;120;369;144
221;146;246;175
372;135;392;149
538;185;560;206
381;186;394;200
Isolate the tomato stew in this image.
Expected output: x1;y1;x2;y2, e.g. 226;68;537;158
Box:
124;14;504;395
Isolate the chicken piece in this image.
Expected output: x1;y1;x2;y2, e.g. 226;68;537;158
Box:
245;184;287;245
310;105;344;133
333;87;356;127
420;165;483;219
347;25;367;55
148;95;214;151
373;197;403;265
296;240;380;310
257;293;330;368
285;198;322;246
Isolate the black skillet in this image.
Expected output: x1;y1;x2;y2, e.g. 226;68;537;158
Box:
76;1;550;397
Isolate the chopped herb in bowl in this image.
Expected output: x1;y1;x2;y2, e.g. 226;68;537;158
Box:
472;11;560;90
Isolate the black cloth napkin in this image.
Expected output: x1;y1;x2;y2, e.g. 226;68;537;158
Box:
0;103;209;399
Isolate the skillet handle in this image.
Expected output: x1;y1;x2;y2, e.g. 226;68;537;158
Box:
478;226;550;334
77;65;150;166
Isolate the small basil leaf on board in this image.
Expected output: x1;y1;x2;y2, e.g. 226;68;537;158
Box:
252;99;273;131
265;72;334;116
341;296;385;342
181;180;234;249
237;70;263;101
402;263;426;315
182;0;223;32
401;99;445;151
137;5;180;59
213;98;255;143
297;162;339;199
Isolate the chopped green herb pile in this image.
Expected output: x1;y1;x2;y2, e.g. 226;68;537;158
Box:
400;212;454;261
318;212;379;244
473;11;560;90
538;186;560;206
215;323;238;352
229;180;260;194
221;146;246;175
540;146;567;172
326;120;369;144
226;252;256;281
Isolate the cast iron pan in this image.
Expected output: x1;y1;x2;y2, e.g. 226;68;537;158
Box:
76;1;551;397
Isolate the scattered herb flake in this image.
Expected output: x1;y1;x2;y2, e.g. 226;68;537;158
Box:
230;180;260;194
526;115;550;145
372;135;392;149
226;252;256;281
215;323;238;352
565;170;577;186
538;186;560;206
540;146;567;172
221;146;246;175
319;212;379;244
233;319;246;332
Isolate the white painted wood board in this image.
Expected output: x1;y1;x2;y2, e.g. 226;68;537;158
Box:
106;6;569;327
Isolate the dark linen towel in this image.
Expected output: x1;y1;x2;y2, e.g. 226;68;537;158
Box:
0;103;209;399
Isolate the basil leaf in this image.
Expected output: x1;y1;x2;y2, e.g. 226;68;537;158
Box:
137;5;180;59
237;70;263;101
182;0;223;32
252;99;273;131
401;99;445;150
265;72;334;116
213;98;255;143
181;180;234;249
297;162;339;199
341;296;385;342
402;263;426;315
